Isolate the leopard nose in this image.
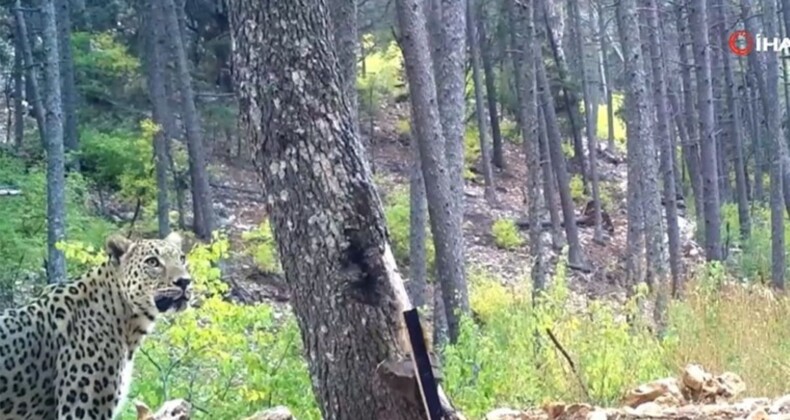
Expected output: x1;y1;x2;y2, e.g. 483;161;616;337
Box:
174;277;191;290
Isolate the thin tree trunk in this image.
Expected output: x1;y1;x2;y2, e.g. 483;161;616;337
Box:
467;0;496;202
42;0;67;284
618;0;667;320
541;0;586;184
162;0;215;240
539;105;563;250
407;94;428;308
597;5;615;153
747;72;764;201
569;0;604;243
13;30;24;150
229;2;464;418
56;0;79;170
536;54;587;270
478;4;504;169
13;0;46;148
510;0;544;293
677;5;705;231
690;0;722;261
752;0;785;288
714;0;750;239
645;0;682;296
397;0;469;343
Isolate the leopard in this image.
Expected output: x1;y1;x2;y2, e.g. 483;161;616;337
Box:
0;232;193;420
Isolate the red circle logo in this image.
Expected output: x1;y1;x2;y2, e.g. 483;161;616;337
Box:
729;30;754;56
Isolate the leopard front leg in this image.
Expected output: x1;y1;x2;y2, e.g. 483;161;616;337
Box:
55;343;125;420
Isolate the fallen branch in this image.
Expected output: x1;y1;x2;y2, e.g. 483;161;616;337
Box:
545;328;590;402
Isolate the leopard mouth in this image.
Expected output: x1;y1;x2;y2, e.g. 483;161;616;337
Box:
154;290;191;313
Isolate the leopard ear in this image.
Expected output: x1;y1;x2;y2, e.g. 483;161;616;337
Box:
164;231;183;249
105;235;132;264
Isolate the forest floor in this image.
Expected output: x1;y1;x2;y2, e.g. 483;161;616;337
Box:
206;101;705;312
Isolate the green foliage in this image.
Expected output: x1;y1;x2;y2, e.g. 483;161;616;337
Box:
71;31;143;120
0;154;115;289
501;118;521;145
395;118;411;136
491;219;523;250
596;92;628;152
78;119;159;204
443;259;668;417
720;203;790;282
241;219;282;274
465;125;482;180
383;187;435;273
357;34;404;113
561;142;575;159
569;174;586;204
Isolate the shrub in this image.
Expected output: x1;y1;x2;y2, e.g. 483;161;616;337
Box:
569;174;586;204
465;125;482;180
491;219;523;250
383;187;436;273
357;34;404;113
241;219;282;274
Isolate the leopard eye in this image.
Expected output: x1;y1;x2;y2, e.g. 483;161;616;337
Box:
145;257;161;267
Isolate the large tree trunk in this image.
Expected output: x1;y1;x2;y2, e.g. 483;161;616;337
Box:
56;0;79;170
162;0;215;241
434;0;467;227
398;0;469;343
42;0;67;284
690;0;722;261
144;0;175;238
229;1;464;418
13;0;46;148
509;0;545;293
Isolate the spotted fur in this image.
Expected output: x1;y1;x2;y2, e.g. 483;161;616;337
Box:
0;232;193;420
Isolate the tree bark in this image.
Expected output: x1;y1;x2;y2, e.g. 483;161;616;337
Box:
42;0;67;284
690;0;722;261
539;105;563;250
434;0;468;227
13;0;46;149
162;0;215;241
510;0;545;293
56;0;79;170
536;53;587;270
714;0;750;239
478;4;504;169
569;0;604;243
144;0;176;238
596;3;615;153
752;0;786;288
467;0;496;202
229;1;465;418
13;28;24;150
398;0;469;343
329;0;364;159
676;4;705;232
645;0;681;298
